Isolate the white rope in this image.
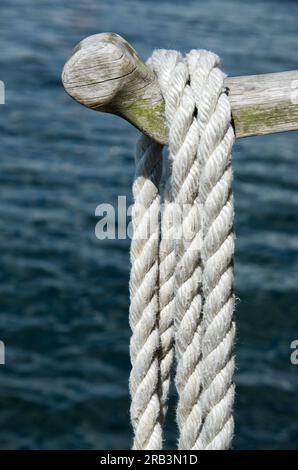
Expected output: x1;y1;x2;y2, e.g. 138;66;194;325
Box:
188;50;235;450
150;50;204;450
129;48;235;450
129;135;163;449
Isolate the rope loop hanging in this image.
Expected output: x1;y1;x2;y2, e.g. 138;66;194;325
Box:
129;48;236;450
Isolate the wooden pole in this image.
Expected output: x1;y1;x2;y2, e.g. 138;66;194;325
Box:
62;32;298;144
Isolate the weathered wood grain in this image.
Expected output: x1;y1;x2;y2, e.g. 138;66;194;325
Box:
62;32;298;144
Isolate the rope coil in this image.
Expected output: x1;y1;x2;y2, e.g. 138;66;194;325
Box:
129;48;235;450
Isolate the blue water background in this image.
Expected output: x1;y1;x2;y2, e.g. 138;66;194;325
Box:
0;0;298;449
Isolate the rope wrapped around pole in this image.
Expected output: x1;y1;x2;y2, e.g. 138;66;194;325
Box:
129;48;236;450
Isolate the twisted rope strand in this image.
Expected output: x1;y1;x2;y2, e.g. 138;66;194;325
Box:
151;51;204;450
129;135;163;449
145;54;181;426
188;49;235;450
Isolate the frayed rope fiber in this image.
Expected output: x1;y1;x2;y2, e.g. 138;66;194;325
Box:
129;49;236;450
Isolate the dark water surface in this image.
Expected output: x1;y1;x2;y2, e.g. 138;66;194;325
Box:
0;0;298;449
